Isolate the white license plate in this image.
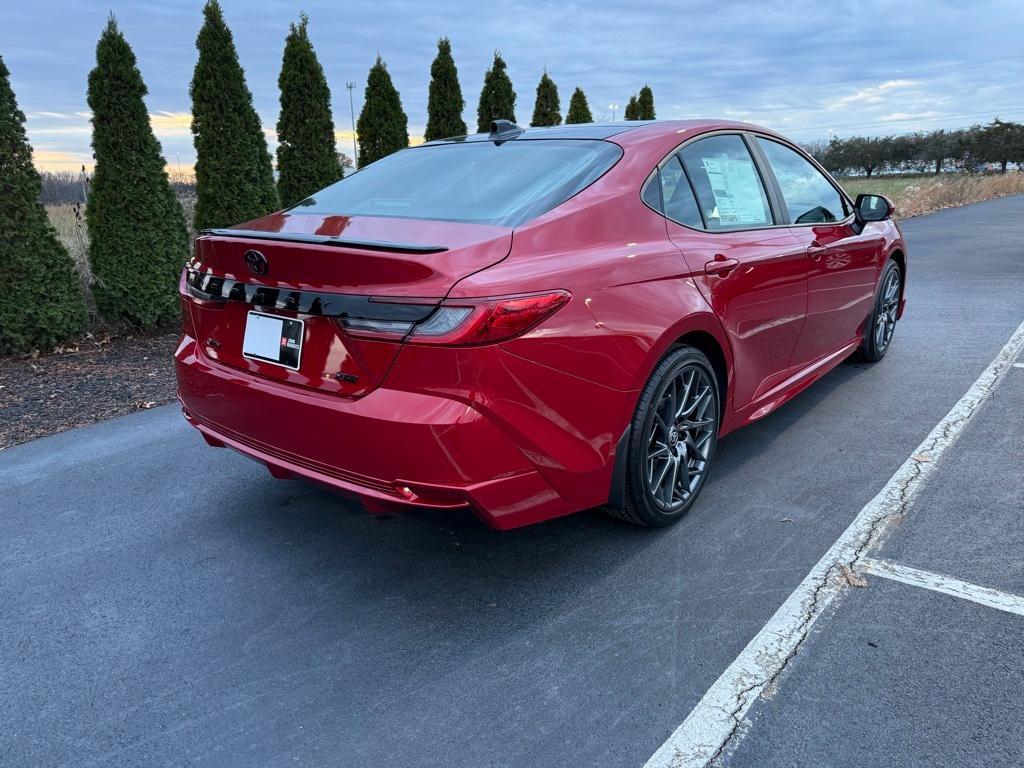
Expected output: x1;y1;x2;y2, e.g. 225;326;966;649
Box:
242;311;304;370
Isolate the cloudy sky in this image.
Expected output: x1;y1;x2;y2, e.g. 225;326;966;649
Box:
4;0;1022;171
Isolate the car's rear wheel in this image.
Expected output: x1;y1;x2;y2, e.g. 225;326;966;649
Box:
859;260;902;362
611;346;719;527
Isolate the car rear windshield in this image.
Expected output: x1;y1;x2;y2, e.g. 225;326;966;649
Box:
293;139;623;227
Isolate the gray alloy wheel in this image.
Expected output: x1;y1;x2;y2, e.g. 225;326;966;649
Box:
643;364;716;511
611;346;720;527
859;260;902;362
874;266;901;353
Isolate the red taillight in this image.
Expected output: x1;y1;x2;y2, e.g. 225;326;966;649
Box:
336;291;571;346
421;291;570;346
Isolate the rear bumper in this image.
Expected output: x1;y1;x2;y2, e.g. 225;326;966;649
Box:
174;335;576;529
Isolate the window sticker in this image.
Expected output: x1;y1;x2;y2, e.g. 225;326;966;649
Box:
701;157;769;226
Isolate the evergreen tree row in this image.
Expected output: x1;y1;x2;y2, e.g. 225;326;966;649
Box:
2;1;662;354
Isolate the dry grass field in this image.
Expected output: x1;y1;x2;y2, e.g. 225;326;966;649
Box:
840;172;1024;218
46;203;95;311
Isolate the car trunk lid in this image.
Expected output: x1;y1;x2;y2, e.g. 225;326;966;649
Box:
183;211;512;397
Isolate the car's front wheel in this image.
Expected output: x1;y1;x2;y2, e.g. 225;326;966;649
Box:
859;259;902;362
611;346;720;527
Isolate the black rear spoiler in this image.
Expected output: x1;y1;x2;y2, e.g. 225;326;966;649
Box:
201;228;448;254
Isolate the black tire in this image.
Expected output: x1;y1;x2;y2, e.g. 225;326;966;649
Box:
858;259;902;362
609;346;720;527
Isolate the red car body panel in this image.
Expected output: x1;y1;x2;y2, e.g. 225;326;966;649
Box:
175;120;906;529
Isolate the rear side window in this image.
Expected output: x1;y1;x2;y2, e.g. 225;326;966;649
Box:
641;156;703;229
757;138;847;224
661;156;703;228
642;172;662;211
294;139;623;227
679;135;773;230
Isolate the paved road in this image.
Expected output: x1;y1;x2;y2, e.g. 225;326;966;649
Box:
727;367;1024;768
2;196;1023;768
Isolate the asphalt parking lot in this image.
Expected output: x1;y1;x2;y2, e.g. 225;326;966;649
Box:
2;195;1023;768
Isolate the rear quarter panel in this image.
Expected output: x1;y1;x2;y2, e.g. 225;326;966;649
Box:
450;136;730;395
431;136;735;503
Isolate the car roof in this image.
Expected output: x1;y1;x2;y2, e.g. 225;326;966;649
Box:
421;119;781;146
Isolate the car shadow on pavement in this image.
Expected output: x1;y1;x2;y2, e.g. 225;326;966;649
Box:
204;353;876;644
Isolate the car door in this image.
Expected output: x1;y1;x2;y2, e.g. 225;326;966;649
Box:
753;137;885;368
652;134;809;409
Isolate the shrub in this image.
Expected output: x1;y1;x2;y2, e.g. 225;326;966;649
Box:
0;55;87;355
637;85;655;120
530;70;561;127
424;38;467;142
86;16;190;327
356;56;409;167
476;52;516;132
190;0;278;229
276;13;342;208
624;94;640;120
565;87;593;124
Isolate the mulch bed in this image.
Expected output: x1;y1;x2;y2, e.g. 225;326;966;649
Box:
0;329;180;451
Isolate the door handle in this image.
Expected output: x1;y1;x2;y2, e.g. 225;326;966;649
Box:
807;241;827;261
704;256;740;276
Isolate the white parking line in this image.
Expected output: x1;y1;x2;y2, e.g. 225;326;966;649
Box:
1013;362;1024;369
644;318;1024;768
859;558;1024;618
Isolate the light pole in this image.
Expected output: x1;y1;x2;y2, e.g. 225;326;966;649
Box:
346;82;358;167
609;103;619;122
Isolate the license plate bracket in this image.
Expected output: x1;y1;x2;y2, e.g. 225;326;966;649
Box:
242;311;304;370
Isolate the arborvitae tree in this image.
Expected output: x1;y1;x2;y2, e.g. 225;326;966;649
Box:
276;13;342;208
565;87;593;124
476;52;516;132
356;56;409;167
190;0;278;229
0;56;86;354
530;70;561;127
638;85;656;120
624;94;640;120
424;37;466;141
86;17;189;327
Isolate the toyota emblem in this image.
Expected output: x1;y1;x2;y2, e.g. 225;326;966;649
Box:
244;250;268;276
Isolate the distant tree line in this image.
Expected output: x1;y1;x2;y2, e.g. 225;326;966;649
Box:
810;119;1024;177
38;169;195;206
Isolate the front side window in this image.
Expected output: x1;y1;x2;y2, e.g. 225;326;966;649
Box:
679;135;773;230
757;138;847;224
294;139;623;228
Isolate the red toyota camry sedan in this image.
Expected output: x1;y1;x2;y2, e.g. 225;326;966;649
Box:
176;119;906;529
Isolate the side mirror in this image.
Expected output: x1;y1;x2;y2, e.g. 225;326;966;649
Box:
855;193;893;224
